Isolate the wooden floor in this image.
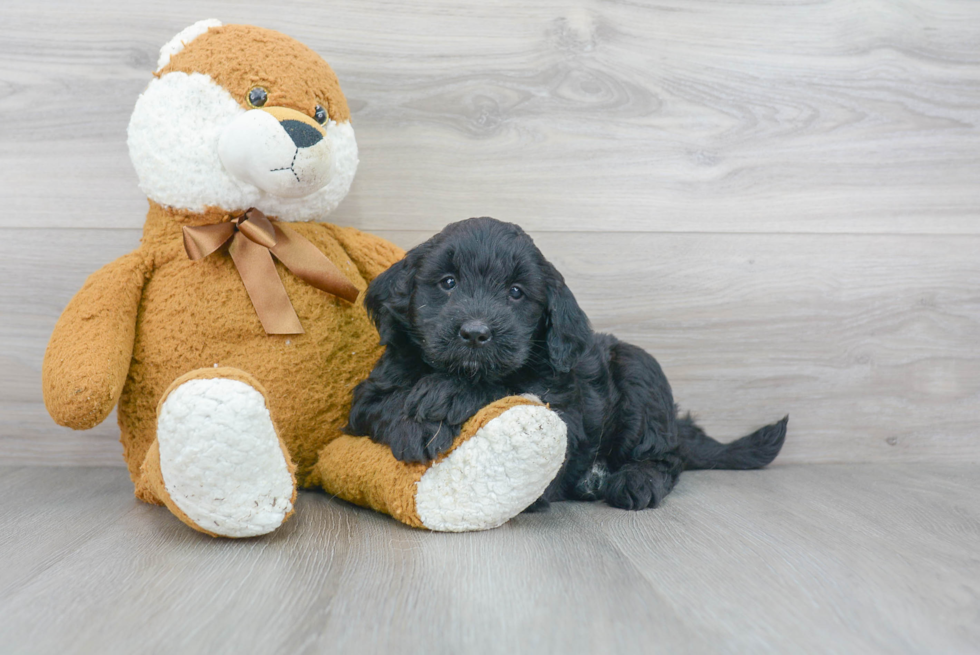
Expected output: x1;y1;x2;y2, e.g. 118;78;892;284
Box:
0;464;977;654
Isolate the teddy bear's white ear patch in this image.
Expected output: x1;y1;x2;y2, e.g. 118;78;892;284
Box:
156;18;223;71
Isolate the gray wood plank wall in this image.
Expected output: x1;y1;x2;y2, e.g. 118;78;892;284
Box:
3;0;978;466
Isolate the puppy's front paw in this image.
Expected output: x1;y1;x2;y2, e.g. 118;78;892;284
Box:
388;420;458;463
405;376;499;426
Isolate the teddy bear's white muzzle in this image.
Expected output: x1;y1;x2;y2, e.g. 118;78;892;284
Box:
218;109;334;199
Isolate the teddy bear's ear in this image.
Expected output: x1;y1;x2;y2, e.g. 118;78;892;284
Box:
156;19;223;72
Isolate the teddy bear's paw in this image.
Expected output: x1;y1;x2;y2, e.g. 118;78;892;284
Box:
414;404;567;532
157;376;296;537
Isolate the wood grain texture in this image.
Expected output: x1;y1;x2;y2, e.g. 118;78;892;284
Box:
2;1;979;464
2;0;979;233
0;464;976;654
0;229;139;465
4;228;978;465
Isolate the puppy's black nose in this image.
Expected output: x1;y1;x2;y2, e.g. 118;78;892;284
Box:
459;320;492;347
281;120;324;148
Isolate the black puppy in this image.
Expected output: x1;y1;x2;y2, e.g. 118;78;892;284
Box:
347;217;787;511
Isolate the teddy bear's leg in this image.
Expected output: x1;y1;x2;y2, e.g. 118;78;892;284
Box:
315;396;567;532
139;367;297;538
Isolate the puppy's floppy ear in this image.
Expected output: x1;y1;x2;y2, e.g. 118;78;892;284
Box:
543;263;592;373
364;255;416;347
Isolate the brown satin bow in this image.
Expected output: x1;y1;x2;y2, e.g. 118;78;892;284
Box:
182;208;359;335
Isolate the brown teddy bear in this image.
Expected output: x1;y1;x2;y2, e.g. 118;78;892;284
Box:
42;20;567;537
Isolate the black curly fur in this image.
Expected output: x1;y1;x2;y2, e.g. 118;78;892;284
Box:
346;217;788;510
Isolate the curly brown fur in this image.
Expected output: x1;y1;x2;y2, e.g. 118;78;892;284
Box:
346;217;788;510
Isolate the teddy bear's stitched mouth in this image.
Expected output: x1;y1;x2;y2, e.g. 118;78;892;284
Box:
269;120;325;184
270;148;302;183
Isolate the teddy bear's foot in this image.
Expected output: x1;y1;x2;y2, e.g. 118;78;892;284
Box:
316;396;567;532
141;368;296;538
414;401;567;531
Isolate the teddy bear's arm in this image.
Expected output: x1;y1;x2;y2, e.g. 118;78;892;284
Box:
42;250;148;430
318;224;406;284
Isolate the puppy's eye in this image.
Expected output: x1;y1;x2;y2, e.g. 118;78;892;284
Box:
508;286;524;300
247;86;268;108
314;104;328;124
439;276;457;291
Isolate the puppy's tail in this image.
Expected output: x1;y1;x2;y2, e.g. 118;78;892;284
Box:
676;414;788;470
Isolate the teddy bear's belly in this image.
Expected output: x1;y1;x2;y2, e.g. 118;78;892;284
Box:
119;255;383;487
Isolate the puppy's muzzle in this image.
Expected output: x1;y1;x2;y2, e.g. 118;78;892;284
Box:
459;320;492;348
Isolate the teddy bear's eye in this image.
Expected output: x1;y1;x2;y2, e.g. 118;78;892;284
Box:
314;104;328;124
247;86;268;108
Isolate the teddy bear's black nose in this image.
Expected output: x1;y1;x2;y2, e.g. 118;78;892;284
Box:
281;120;323;149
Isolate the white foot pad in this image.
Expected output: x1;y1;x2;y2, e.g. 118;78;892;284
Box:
157;378;294;537
415;405;567;532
